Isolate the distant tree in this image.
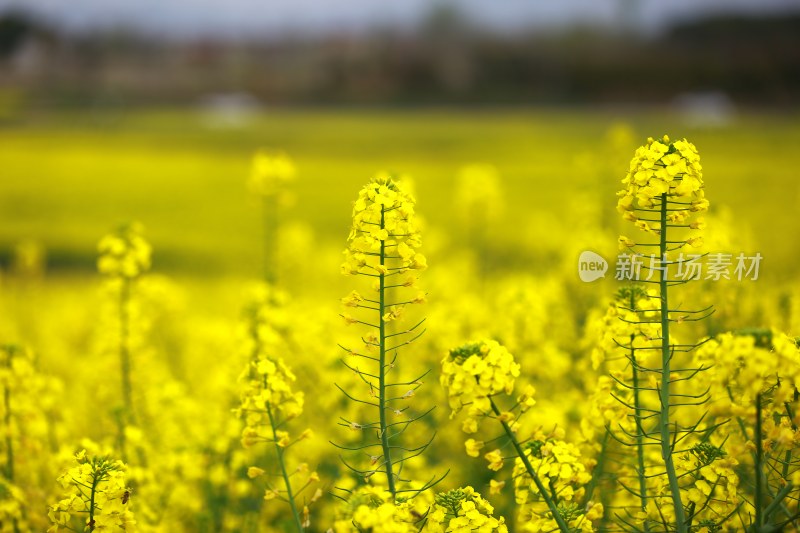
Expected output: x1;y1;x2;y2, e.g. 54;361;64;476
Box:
0;11;38;58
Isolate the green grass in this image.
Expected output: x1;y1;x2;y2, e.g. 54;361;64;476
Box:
1;108;798;279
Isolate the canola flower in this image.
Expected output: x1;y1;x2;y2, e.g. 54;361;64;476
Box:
97;223;151;427
0;477;28;533
1;345;31;533
454;164;503;271
97;223;151;281
4;138;799;532
692;331;800;530
441;340;584;533
617;135;708;236
612;136;716;532
584;286;662;525
331;486;423;533
235;283;316;531
48;450;135;532
440;340;520;435
247;150;296;283
426;486;508;533
332;485;508;533
1;343;64;533
337;174;435;500
512;435;601;533
248;150;296;199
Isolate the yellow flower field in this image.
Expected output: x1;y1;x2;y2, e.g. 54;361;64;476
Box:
1;109;800;532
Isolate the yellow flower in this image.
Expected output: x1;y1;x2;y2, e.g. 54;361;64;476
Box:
97;223;151;279
485;449;504;471
465;439;485;457
618;135;708;243
489;480;505;495
248;150;295;197
441;340;521;434
48;451;136;532
341;175;425;278
276;430;291;447
247;467;265;479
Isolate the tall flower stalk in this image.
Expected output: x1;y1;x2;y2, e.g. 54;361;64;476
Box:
236;284;318;532
337;174;435;500
1;344;21;533
616;135;712;532
97;223;152;434
440;340;600;532
247;150;295;284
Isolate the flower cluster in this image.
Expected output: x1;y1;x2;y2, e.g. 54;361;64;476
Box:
0;478;29;532
513;435;599;533
336;174;435;498
341;174;426;278
332;487;422;533
97;223;151;279
617;135;708;236
589;286;661;370
233;282;320;530
248;150;296;198
426;486;508;533
48;450;136;532
677;443;739;525
454;163;504;227
235;284;305;446
694;330;800;422
1;344;62;532
440;340;521;434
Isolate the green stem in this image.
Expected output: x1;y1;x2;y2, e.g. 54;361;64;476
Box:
378;205;397;499
88;471;99;532
2;348;20;533
582;431;607;505
489;398;570;533
3;349;13;483
119;278;133;419
755;393;764;529
658;193;687;533
631;336;650;531
262;195;277;285
628;288;649;532
266;401;304;532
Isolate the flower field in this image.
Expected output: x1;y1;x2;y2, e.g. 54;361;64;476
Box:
1;109;800;532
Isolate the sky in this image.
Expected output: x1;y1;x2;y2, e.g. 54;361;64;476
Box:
2;0;799;38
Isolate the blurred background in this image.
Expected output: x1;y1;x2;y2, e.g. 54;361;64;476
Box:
0;0;799;282
1;0;799;107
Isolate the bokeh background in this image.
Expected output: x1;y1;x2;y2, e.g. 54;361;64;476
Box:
0;0;799;283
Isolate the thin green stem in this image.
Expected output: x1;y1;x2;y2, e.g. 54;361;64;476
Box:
658;192;687;533
262;195;277;285
378;205;397;499
3;349;13;483
754;393;764;530
583;431;608;505
88;471;99;532
630;334;650;531
119;278;133;419
266;401;304;532
489;398;570;533
2;348;20;533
